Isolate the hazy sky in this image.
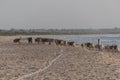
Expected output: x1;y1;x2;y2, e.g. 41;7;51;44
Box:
0;0;120;29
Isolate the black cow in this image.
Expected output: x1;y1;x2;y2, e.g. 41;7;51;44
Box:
27;37;32;43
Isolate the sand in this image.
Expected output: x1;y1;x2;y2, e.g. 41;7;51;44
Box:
0;36;120;80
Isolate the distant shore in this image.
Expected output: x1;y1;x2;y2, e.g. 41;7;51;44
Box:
1;28;120;36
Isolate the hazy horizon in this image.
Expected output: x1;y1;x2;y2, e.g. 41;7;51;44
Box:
0;0;120;29
1;27;119;30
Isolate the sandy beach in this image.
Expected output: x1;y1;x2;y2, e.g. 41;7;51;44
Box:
0;35;120;80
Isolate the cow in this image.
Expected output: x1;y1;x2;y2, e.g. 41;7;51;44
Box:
81;43;85;47
104;45;118;52
54;39;63;46
109;45;118;50
40;38;55;45
62;40;68;46
27;37;32;43
67;41;76;47
55;39;68;46
60;40;68;46
95;44;104;51
13;38;21;43
81;42;94;49
35;37;43;44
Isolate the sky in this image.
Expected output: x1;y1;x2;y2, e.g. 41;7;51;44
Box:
0;0;120;29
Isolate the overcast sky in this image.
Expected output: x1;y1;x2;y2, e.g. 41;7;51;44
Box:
0;0;120;29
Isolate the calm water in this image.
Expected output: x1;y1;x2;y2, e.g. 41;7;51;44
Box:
54;34;120;50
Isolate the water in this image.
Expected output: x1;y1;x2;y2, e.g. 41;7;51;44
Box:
53;34;120;50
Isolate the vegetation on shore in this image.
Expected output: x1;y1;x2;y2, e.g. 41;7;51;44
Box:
0;28;120;36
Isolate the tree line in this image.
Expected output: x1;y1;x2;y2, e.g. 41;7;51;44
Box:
0;28;120;35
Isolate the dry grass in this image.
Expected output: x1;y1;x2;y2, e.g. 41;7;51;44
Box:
0;36;120;80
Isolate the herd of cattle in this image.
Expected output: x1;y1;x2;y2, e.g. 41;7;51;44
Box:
13;37;76;47
13;37;119;52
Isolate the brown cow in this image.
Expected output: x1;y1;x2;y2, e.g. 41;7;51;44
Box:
40;38;55;45
13;38;21;43
55;39;63;46
110;45;118;50
60;40;68;46
55;39;68;46
35;37;42;44
81;42;94;49
105;45;118;52
63;40;68;46
67;41;76;47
